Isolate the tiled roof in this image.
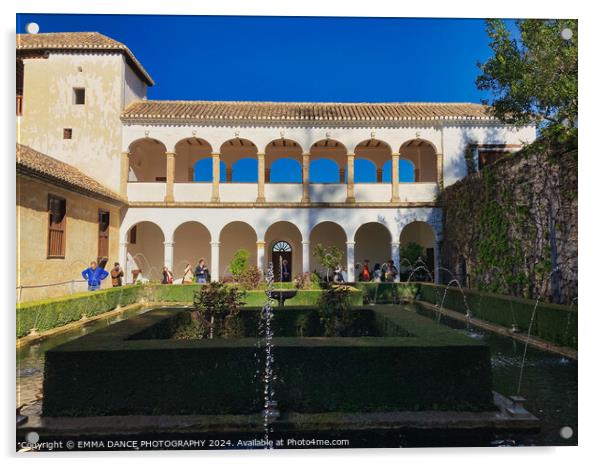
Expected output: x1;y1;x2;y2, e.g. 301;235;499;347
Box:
121;100;495;125
16;144;125;205
16;32;154;86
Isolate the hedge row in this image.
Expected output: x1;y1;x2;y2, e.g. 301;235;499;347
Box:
17;284;362;338
355;283;419;304
43;307;494;416
16;285;140;338
418;283;578;349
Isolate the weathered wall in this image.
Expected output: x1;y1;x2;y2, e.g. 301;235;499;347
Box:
439;142;577;304
17;175;122;302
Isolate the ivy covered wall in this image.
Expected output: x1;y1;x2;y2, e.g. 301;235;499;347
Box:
439;138;577;304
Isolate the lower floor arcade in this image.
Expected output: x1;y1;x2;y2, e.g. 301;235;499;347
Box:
120;207;442;284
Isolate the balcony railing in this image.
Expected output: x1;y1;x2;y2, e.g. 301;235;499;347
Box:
127;181;438;204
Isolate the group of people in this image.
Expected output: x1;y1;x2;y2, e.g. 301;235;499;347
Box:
163;259;210;285
357;259;399;282
81;261;124;291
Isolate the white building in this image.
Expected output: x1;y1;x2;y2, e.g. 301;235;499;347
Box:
17;32;537;287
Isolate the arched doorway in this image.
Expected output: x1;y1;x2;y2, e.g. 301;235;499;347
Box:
309;221;347;278
400;221;436;280
265;221;303;281
125;221;165;283
128;138;167;182
272;240;293;282
173;221;211;280
399;139;438;182
354;222;392;280
219;221;257;280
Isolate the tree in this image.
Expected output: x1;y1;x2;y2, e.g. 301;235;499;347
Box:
476;19;577;134
229;249;250;282
400;242;424;266
312;243;344;282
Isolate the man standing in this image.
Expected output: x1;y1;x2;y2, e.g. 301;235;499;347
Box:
82;261;109;291
110;262;124;287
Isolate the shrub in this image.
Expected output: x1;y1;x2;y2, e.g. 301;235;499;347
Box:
192;282;246;338
400;242;425;266
229;249;250;282
239;265;261;290
293;272;313;290
317;285;354;336
312;243;344;282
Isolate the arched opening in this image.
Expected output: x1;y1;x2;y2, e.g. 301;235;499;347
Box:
232;158;258;182
173;222;211;282
220;138;258;183
174;137;212;182
309;222;347;279
192;158;226;182
352;158;378;183
270;158;302;183
265;221;303;281
128;138;167;182
125;221;164;283
354;139;392;183
310;139;347;183
219;221;257;280
265;139;302;183
309;159;339;183
400;221;436;280
382;159;416;182
354;222;392;281
399;139;438;182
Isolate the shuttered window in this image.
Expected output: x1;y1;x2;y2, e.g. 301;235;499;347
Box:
98;210;110;262
47;195;66;258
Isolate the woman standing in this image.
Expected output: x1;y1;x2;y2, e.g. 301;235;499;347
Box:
194;259;209;283
161;266;173;285
182;263;194;284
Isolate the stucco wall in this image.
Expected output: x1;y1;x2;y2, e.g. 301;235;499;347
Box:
18;52;126;192
17;175;121;302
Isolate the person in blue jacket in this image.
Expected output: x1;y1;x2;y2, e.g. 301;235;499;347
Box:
82;261;109;291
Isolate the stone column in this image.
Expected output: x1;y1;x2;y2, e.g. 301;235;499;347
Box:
119;241;129;283
391;153;400;202
391;240;401;282
346;154;355;203
346;241;355;282
257;240;266;276
210;241;220;281
302;153;310;203
120;151;130;199
211;153;220;202
339;168;346;184
302;240;311;274
165;152;176;203
376;168;383;183
164;241;174;272
226;167;233;183
257;153;266;202
436;152;444;190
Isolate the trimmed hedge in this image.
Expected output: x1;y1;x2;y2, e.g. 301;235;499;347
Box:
418;283;577;349
43;306;493;417
16;284;362;338
355;283;419;304
16;285;140;338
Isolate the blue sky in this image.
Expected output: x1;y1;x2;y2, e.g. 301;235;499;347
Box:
16;14;501;182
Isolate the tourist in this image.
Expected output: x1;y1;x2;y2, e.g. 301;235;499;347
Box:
385;259;398;282
360;260;371;281
82;261;109;291
110;262;124;287
182;263;194;284
281;259;291;282
162;266;173;284
372;263;382;282
194;259;209;283
333;264;345;283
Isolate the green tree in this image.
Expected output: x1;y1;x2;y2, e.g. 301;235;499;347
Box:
312;243;344;282
476;19;577;133
399;242;424;266
229;249;250;282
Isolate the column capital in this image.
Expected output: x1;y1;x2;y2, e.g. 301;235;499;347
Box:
390;240;400;247
163;241;175;247
257;152;265;157
392;152;400;158
347;153;355;158
256;240;266;246
211;152;221;158
120;241;129;247
302;240;311;246
346;241;355;246
165;151;176;157
121;151;131;156
210;241;221;247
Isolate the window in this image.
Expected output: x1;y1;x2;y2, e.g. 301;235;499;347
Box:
272;241;292;252
73;88;85;105
98;210;110;262
47;195;66;258
63;128;72;139
129;225;137;244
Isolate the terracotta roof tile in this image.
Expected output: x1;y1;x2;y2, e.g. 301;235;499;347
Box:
16;144;125;205
121;100;494;125
16;32;154;86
